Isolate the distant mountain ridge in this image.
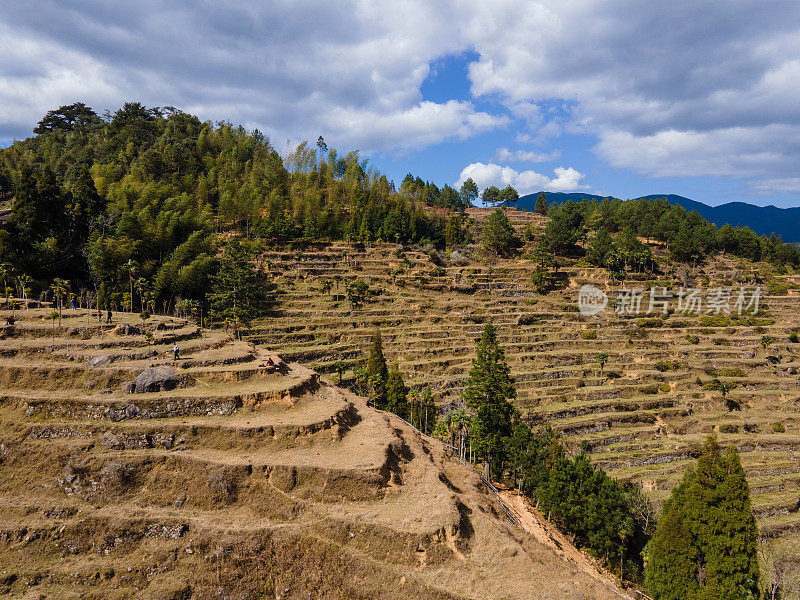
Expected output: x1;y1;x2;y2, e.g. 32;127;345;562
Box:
516;192;800;242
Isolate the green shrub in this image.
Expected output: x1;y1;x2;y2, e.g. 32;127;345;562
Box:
789;332;799;343
638;318;663;328
655;360;683;372
700;315;730;327
718;368;746;377
581;330;597;340
695;376;703;386
641;384;660;395
773;422;785;433
718;424;738;433
685;334;700;344
629;328;648;340
668;319;689;328
658;383;671;393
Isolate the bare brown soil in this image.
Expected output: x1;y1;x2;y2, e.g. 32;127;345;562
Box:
0;308;624;599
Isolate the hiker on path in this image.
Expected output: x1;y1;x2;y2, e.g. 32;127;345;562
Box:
106;310;112;324
173;342;180;361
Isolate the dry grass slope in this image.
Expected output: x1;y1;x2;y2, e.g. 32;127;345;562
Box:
246;207;800;566
0;307;625;599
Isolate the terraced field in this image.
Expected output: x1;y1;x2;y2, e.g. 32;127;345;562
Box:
248;207;800;561
0;307;626;599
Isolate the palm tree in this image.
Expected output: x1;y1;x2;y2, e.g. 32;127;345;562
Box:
334;361;345;385
719;381;736;414
51;278;69;325
49;310;59;340
448;409;472;462
597;352;609;385
134;277;149;313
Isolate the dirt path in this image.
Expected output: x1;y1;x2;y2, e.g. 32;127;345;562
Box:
496;489;635;600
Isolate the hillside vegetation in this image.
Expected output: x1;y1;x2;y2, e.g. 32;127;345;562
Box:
2;103;800;598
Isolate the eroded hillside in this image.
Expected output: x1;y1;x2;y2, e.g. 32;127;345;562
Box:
0;308;626;599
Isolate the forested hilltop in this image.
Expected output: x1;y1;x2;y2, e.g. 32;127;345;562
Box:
2;101;800;323
0;102;462;318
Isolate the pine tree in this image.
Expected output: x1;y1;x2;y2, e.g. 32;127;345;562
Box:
645;436;759;600
445;215;463;248
534;192;548;215
366;330;388;402
483;209;518;255
499;185;519;208
587;227;613;267
384;363;409;419
208;239;262;330
463;323;516;478
481;185;501;207
644;484;700;600
459;178;479;207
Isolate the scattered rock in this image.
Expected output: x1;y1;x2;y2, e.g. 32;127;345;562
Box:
134;366;178;393
114;324;141;336
87;355;112;368
121;382;136;394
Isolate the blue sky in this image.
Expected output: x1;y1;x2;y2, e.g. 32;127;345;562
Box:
3;1;800;207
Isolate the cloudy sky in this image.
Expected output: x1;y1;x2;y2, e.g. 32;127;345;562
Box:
3;1;800;207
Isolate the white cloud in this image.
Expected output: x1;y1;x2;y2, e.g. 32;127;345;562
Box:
456;162;587;195
595;126;793;178
4;0;800;197
326;100;508;153
0;1;502;152
463;1;800;191
495;147;561;163
749;178;800;195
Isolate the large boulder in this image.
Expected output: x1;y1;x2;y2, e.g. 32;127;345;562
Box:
134;366;178;393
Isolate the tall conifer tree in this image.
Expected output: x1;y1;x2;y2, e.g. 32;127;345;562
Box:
385;363;408;419
463;323;516;478
366;330;388;403
645;436;759;600
534;192;548;215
